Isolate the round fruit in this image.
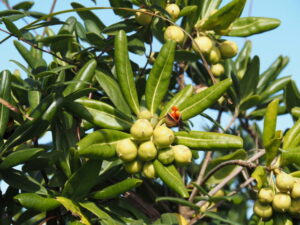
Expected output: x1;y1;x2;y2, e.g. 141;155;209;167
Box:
192;36;213;54
258;188;274;204
211;63;224;77
276;172;294;192
165;4;180;19
143;162;156;179
288;198;300;214
125;160;143;174
272;193;291;212
153;126;175;148
116;139;138;162
208;46;221;64
164;26;185;43
291;183;300;198
138;110;153;120
130;119;153;141
214;189;225;198
253;201;272;218
173;145;192;165
219;40;238;59
135;9;152;26
138;141;157;161
157;147;175;164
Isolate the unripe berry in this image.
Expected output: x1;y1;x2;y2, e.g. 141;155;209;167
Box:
211;63;224;77
208;46;221;64
219;40;238;59
130;119;153;141
258;188;274;204
143;162;156;179
288;198;300;214
135;9;152;26
192;36;213;54
125;160;143;174
138;110;153;120
157;147;174;165
214;189;225;198
292;183;300;198
116;139;137;161
164;26;185;43
276;172;294;192
272;193;291;212
138;141;157;161
253;201;272;218
173;145;192;165
165;4;180;19
153;126;175;148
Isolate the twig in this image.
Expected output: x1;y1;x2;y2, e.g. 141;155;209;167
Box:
224;107;239;131
239;118;263;148
0;97;33;120
41;0;57;37
189;151;213;202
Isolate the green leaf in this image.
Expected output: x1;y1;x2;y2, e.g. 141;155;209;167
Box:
265;130;282;166
239;95;261;111
259;76;291;101
66;98;133;130
281;147;300;167
115;30;140;115
263;99;279;147
179;5;198;17
95;68;131;114
174;131;243;150
251;166;267;189
156;197;199;210
283;118;300;149
179;78;232;120
153;160;189;198
160;85;194;117
0;10;24;17
14;193;60;212
175;50;199;62
247;105;286;119
204;211;241;225
2;18;23;38
91;178;142;200
285;80;300;112
0;70;11;139
77;129;130;159
63;59;97;96
56;197;91;225
62;160;102;200
108;0;132;17
13;41;37;69
235;40;252;79
0;148;44;170
227;17;281;37
292;107;300;118
37;34;74;44
12;1;34;10
146;40;176;114
200;0;222;19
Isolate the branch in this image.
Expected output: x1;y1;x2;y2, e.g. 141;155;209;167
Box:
239;118;263;148
41;0;57;37
0;97;33;120
224;107;239;131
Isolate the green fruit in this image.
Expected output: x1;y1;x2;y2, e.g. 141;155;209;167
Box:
258;188;274;204
192;36;213;54
276;172;294;192
138;110;153;120
173;145;192;165
288;198;300;214
272;193;291;212
164;25;185;43
135;9;152;26
165;4;180;19
291;183;300;198
138;141;157;161
116;139;138;162
253;201;273;218
130;119;153;141
219;40;238;59
211;63;224;77
143;162;156;179
153;126;175;148
157;147;174;165
208;46;221;64
125;160;143;174
214;189;225;197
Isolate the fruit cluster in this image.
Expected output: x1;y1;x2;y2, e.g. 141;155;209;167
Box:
253;172;300;220
116;111;192;179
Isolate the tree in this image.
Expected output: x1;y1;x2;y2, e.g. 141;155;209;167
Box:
0;0;299;224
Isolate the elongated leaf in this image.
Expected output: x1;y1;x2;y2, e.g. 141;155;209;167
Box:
251;166;267;189
0;148;44;170
179;5;198;17
153;160;189;198
292;107;300;118
227;17;281;37
281;147;300;166
95;68;131;114
179;78;232;120
14;193;60;212
239;95;261;111
56;197;91;225
248;105;286;119
204;211;241;225
156;197;199;210
265;130;282;166
285;80;300;112
91;178;142;200
283;118;300;149
263;99;279;147
160;85;194;117
235;40;252;79
0;70;11;138
240;56;259;99
3;18;22;38
77;129;130;159
115;30;139;115
259;76;291;101
13;40;37;69
201;0;222;19
0;10;24;17
12;1;34;10
146;41;176;114
175;131;243;150
37;34;74;44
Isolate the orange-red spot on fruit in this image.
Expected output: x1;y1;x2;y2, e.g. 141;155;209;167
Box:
171;106;178;112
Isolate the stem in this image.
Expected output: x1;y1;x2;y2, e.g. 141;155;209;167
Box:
41;0;58;37
0;97;33;120
224;107;239;131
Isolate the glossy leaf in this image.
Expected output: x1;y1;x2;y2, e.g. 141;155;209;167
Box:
227;17;281;37
178;5;198;17
153;160;189;198
0;70;11;138
0;10;24;17
12;1;34;10
283;118;300;149
156;197;199;210
265;130;282;166
174;131;243;150
263;99;279;147
3;18;23;38
115;30;139;115
13;40;37;69
146;40;176;114
281;147;300;167
14;193;60;212
235;40;252;79
180;78;232;120
91;178;142;200
200;0;222;19
259;76;291;101
37;34;74;44
251;166;267;189
248;105;286;119
285;80;300;112
239;95;261;111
